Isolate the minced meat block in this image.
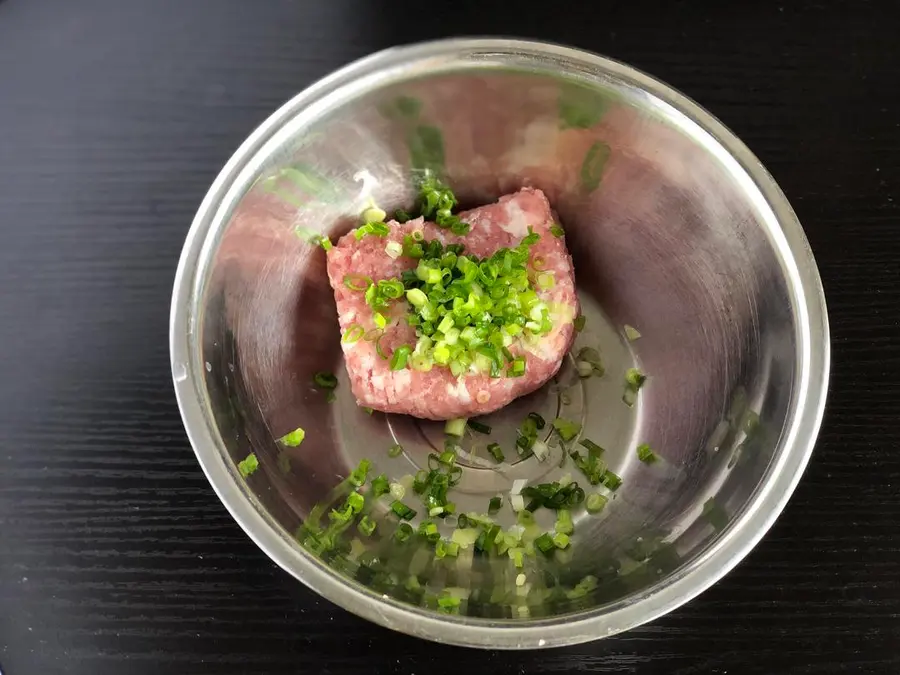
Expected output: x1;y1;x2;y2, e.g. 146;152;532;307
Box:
325;187;578;420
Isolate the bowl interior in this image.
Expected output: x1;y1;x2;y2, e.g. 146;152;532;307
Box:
181;45;814;639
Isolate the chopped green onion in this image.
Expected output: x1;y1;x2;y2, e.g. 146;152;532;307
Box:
534;533;556;555
445;418;467;437
371;474;390;498
435;539;460;558
624;324;642;341
437;594;461;613
375;334;389;360
347;491;364;513
521;227;540;247
388;443;403;458
487;443;505;463
552;417;581;442
237;453;259;478
552;532;570;549
362;406;374;415
601;470;622;491
313;372;338;389
536;272;555;289
393;522;414;542
637;443;658;464
569;447;607;485
550;224;565;238
488;495;503;514
586;493;608;513
362;206;387;223
576;361;594;378
348;459;372;487
527;412;546;429
390;501;416;520
577;347;604;376
390;345;412;371
394;208;412;223
521;481;584;511
508;358;526;377
532;439;549;462
343;274;372;291
579;438;604;456
555;509;574;535
405;288;427;307
278;427;306;447
373;312;387;329
467;420;492;435
354;221;390;239
626;368;647;389
573;315;586;332
418;520;440;542
342;323;364;344
357;515;376;536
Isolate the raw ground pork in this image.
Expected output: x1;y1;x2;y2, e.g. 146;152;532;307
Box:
325;188;578;420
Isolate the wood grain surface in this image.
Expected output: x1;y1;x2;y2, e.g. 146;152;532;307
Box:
1;0;898;673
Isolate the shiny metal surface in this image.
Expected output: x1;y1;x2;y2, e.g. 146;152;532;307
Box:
170;39;829;648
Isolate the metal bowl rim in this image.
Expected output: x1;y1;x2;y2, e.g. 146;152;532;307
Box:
169;37;830;649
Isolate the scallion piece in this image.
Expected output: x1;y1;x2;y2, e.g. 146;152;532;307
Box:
585;493;608;514
375;334;389;360
390;501;416;520
555;508;574;535
343;274;372;292
445;418;467;437
370;474;390;498
394;208;412;223
573;314;586;332
347;491;364;513
357;515;376;536
390;345;411;371
393;522;414;542
278;427;306;447
488;495;503;514
348;459;372;487
534;533;556;555
342;323;364;344
601;470;623;491
552;417;581;442
435;539;460;558
388;443;403;458
579;438;604;457
487;443;504;463
527;412;546;429
467;419;492;435
362;205;387;223
550;224;565;238
625;368;647;389
552;532;570;549
624;324;642;341
637;443;658;464
354;221;390;240
373;312;387;329
237;452;259;478
362;406;374;415
437;594;461;613
313;372;338;389
508;358;526;377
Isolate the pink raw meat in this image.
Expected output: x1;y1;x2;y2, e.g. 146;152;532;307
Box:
325;188;578;420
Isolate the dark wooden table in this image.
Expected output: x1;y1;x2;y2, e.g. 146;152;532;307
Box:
1;1;898;673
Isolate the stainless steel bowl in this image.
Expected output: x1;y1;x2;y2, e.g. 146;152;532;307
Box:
170;39;829;648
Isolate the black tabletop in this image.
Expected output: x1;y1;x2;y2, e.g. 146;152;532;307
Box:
1;1;898;673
